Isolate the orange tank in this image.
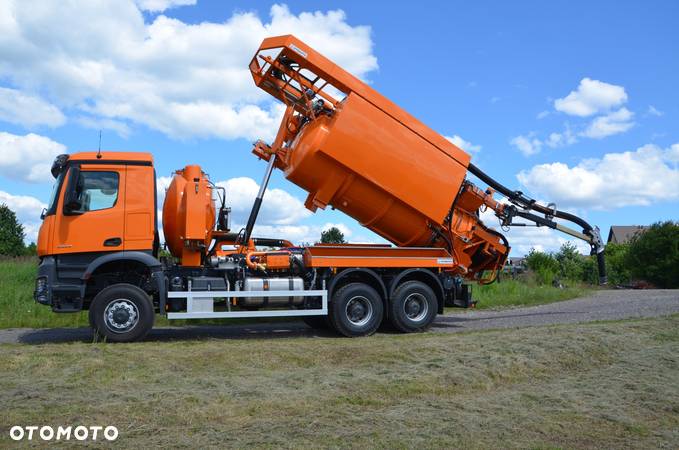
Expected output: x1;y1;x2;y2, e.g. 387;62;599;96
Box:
162;165;215;266
250;35;471;247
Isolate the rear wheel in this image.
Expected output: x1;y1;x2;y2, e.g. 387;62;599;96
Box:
90;283;154;343
389;280;437;333
329;283;383;337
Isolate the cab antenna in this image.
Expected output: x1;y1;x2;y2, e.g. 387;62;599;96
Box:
96;130;102;159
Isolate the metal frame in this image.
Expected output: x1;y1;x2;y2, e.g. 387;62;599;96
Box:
166;289;328;320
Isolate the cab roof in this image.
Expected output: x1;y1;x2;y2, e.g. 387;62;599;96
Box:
69;151;153;163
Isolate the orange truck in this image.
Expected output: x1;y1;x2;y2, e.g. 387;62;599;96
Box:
34;35;606;342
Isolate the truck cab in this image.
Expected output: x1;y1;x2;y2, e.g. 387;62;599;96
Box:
34;152;164;316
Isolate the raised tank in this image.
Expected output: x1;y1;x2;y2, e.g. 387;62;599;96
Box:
250;35;471;247
285;94;470;246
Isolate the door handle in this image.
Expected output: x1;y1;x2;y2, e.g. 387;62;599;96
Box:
104;237;122;247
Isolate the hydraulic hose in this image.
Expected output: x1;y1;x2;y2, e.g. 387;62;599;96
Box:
467;163;607;284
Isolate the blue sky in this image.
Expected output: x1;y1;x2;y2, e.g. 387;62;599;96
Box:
0;0;677;255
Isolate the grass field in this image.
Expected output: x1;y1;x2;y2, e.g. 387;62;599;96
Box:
472;278;590;309
1;258;589;329
0;258;89;329
1;315;677;448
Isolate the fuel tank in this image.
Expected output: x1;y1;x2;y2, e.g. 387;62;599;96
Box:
282;93;471;247
162;165;215;265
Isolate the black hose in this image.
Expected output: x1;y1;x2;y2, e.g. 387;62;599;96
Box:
597;252;607;284
467;162;607;284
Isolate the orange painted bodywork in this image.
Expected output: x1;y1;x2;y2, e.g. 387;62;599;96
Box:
37;152;155;257
249;35;509;282
162;165;216;267
305;245;455;269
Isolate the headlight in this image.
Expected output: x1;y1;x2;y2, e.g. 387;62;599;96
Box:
34;276;49;304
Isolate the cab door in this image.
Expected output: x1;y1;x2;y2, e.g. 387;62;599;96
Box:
51;164;126;255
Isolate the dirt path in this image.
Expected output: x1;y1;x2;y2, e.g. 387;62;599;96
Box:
1;289;677;344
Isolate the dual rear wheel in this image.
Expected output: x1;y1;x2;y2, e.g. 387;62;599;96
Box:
325;281;437;337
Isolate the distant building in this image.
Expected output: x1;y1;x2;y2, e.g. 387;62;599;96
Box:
503;256;526;277
607;225;649;244
507;256;526;267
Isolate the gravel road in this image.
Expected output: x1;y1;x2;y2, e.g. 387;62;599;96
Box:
1;289;677;345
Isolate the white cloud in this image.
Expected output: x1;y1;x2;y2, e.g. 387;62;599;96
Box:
0;132;66;183
510;134;542;156
216;177;312;226
134;0;196;12
0;1;377;142
668;144;679;163
249;222;354;246
0;190;46;243
445;134;481;153
581;107;634;139
0;87;65;128
545;126;577;148
646;105;663;117
517;142;679;209
536;110;550;119
76;116;131;138
554;78;627;117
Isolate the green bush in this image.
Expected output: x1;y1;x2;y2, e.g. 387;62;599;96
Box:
603;242;631;286
555;242;585;281
626;221;679;288
580;255;599;285
525;248;559;285
525;242;603;286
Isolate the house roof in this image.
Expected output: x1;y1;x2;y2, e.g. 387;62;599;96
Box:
607;225;648;244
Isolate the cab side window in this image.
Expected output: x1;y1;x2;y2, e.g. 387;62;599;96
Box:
72;171;119;212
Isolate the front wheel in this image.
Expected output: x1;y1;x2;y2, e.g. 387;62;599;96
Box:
329;283;383;337
89;283;155;343
389;280;437;333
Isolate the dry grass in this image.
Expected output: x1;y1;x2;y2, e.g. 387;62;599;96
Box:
1;315;678;448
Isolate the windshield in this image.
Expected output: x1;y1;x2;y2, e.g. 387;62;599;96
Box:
45;171;65;216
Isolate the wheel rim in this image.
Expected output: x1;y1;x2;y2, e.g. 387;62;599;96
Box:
345;295;373;327
403;293;428;322
103;299;139;333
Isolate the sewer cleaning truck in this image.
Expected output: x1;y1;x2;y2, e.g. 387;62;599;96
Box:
33;35;606;342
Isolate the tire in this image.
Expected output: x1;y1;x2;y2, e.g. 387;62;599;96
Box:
301;315;330;329
89;283;155;343
389;280;437;333
329;283;383;337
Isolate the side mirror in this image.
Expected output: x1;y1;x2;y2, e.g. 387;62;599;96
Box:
40;208;47;220
63;166;83;215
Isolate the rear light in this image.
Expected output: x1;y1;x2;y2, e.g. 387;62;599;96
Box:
34;276;49;304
